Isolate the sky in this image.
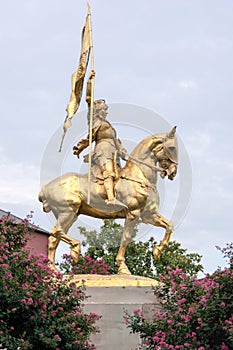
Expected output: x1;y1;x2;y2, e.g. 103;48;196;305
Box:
1;0;233;274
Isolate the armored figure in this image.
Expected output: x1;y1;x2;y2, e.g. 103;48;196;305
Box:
73;74;127;208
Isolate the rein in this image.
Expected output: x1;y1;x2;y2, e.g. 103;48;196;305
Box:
126;153;164;172
120;174;157;192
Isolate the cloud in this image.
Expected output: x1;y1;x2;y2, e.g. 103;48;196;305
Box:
178;80;198;90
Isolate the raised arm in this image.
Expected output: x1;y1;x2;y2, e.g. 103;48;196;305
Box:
86;70;95;106
73;120;101;158
73;137;89;158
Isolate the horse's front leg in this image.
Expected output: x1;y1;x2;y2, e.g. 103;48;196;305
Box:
48;225;61;271
58;232;81;263
153;214;174;259
141;211;174;259
48;211;80;270
116;210;140;275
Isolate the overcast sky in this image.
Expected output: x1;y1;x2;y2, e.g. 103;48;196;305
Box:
1;0;233;274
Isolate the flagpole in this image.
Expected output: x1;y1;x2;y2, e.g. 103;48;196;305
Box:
87;3;94;205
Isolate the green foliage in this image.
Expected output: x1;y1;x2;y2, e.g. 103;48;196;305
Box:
79;219;136;274
79;219;203;277
216;243;233;269
126;245;233;349
0;215;99;350
154;240;203;277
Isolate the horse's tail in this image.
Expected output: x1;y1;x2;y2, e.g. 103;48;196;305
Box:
38;187;51;213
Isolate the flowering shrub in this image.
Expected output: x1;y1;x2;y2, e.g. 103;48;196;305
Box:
60;254;111;275
126;245;233;349
0;215;99;350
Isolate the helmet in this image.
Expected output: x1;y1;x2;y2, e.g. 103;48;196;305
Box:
93;99;108;115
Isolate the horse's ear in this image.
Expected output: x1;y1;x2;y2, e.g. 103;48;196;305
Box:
168;126;177;138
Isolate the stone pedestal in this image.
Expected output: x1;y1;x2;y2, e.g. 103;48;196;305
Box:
79;275;161;350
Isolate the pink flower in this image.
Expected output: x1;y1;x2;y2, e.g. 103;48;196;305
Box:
177;297;186;305
200;296;207;305
181;315;191;323
159;341;167;347
27;298;33;305
55;334;61;342
133;309;141;314
225;319;233;325
153;336;159;342
133;309;144;317
188;307;196;314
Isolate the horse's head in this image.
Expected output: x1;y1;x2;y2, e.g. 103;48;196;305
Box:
151;126;178;181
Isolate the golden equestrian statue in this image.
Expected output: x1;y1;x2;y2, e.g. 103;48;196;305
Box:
38;6;178;274
38;122;178;274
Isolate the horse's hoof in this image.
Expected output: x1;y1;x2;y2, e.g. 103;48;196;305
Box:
153;247;162;260
70;244;80;263
48;262;60;273
118;265;131;275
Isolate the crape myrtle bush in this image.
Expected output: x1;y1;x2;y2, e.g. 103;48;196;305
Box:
126;245;233;350
0;215;99;350
59;254;111;275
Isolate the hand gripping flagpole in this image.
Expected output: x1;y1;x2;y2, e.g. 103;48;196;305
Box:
87;3;95;205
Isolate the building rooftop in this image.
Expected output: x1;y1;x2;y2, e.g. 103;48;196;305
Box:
0;209;49;235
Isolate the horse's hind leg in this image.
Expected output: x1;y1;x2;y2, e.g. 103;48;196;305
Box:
48;210;81;268
116;210;140;275
141;211;174;259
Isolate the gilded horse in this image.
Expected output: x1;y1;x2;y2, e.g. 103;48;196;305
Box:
38;127;178;274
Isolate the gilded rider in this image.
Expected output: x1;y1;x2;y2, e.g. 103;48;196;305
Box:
73;71;128;208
